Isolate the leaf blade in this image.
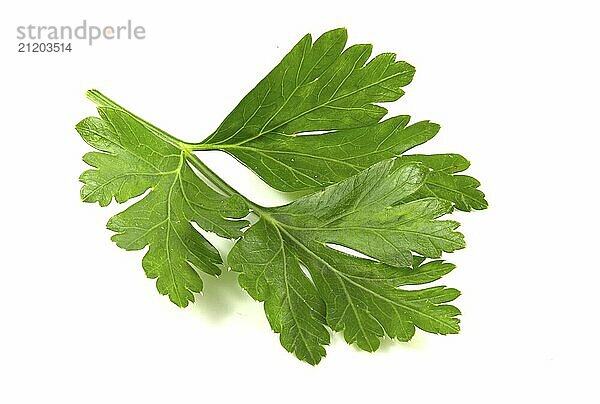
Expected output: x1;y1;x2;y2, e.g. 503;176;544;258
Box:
230;159;462;361
77;105;250;307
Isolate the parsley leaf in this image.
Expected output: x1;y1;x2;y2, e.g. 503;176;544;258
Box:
193;28;487;211
76;28;487;364
77;102;249;307
229;161;463;364
202;28;414;145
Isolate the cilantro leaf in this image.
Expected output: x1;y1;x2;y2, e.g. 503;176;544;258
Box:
229;161;463;363
77;103;249;307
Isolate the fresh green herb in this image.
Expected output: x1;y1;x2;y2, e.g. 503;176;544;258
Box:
191;28;486;211
229;161;464;364
76;28;487;364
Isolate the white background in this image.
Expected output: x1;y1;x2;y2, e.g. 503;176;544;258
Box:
1;1;599;402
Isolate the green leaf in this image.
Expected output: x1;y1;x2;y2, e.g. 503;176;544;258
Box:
229;160;463;363
77;106;249;307
76;28;486;364
203;28;414;147
272;162;465;267
195;28;486;211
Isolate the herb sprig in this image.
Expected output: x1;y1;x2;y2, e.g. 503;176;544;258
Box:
77;28;486;364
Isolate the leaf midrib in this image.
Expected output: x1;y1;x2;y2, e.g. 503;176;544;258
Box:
276;221;464;248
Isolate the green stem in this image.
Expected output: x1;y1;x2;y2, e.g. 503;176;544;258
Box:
186;143;215;151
